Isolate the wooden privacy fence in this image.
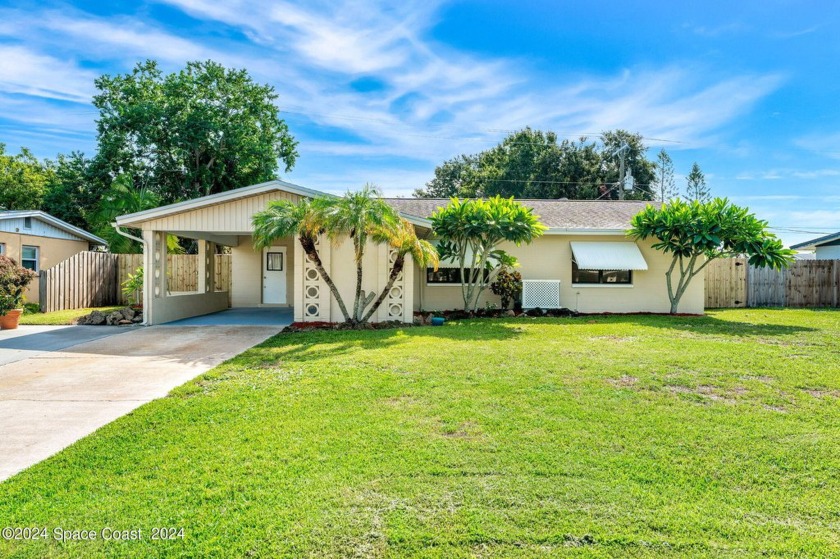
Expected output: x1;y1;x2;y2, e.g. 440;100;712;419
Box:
40;253;232;312
705;258;840;308
39;252;120;313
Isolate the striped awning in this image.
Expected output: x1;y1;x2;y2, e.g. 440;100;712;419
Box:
570;242;648;271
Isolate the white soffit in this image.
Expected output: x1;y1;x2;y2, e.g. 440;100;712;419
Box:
570;242;648;270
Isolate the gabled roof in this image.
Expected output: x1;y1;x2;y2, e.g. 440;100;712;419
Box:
0;210;107;245
790;231;840;251
383;198;650;232
115;180;334;227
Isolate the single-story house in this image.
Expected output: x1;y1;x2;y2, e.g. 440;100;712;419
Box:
114;180;703;325
790;232;840;260
0;211;107;304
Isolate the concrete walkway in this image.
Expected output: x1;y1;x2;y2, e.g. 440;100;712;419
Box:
0;325;279;482
0;325;127;367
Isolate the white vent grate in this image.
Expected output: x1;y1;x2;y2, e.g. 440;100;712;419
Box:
522;280;561;309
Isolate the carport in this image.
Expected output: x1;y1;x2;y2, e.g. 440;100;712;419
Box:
164;307;294;326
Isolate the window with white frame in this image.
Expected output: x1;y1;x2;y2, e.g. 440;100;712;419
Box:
21;245;39;271
0;243;5;255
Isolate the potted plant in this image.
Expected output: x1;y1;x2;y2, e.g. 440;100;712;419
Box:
0;255;38;329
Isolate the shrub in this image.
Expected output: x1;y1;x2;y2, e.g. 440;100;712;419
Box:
490;266;522;309
0;255;38;315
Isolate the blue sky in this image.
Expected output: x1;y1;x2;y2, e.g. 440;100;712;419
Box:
0;0;838;246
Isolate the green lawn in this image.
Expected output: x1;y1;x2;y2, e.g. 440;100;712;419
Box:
19;307;123;325
1;309;838;558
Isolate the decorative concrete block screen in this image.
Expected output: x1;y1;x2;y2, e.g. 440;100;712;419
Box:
522;279;561;309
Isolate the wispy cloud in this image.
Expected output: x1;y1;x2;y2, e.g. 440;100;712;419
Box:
0;0;786;194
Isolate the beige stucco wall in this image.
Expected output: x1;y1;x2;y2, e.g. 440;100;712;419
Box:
415;234;705;314
230;235;295;307
0;232;89;304
293;235;414;323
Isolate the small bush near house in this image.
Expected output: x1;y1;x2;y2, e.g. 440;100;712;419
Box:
490;265;523;309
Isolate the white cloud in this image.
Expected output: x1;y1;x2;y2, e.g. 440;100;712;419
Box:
0;46;95;103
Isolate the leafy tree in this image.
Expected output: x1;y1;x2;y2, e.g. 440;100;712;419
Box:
600;130;656;200
685;162;710;202
0;144;52;210
414;155;479;198
629;198;794;313
431;197;546;312
653;149;678;201
41;152;105;229
92;175;182;254
415;128;653;200
93;60;298;204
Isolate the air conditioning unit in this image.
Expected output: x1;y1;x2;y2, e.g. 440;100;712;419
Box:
522;280;561;309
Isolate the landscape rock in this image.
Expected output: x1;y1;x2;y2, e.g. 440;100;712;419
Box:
132;315;143;323
503;309;516;317
120;307;136;320
86;311;106;325
118;319;132;325
106;311;124;325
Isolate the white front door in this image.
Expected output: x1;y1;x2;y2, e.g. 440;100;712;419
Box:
262;247;287;304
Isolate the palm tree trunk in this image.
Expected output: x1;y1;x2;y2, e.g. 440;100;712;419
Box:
299;235;351;323
361;255;404;323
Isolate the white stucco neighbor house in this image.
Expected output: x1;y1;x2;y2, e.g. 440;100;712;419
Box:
114;180;703;325
790;232;840;260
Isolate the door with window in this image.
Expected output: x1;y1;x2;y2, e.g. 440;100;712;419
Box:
262;247;287;304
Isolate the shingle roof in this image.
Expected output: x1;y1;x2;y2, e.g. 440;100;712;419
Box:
383;198;651;230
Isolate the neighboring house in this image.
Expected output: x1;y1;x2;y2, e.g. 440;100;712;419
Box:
790;232;840;260
0;211;107;304
115;181;704;325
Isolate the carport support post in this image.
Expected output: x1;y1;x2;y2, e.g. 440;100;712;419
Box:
143;229;168;325
197;240;215;295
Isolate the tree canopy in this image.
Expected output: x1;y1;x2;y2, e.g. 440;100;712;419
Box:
415;128;656;201
629;198;794;313
0;144;52;210
93;59;298;204
431;196;546;311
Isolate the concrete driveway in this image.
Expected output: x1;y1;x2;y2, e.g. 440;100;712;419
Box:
0;324;279;482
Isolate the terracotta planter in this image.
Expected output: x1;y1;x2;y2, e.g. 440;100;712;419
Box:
0;309;23;330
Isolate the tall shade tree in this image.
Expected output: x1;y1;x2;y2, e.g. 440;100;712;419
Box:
685;162;710;202
42;152;105;229
653;149;678;201
431;196;546;312
253;197;352;322
361;218;439;323
414;128;654;200
319;185;400;322
0;144;52;210
93;60;298;204
629;198;794;313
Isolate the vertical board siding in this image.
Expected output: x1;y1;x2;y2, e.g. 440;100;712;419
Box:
38;253;232;311
705;259;839;308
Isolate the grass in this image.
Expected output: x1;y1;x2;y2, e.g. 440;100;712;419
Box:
1;309;839;558
18;306;123;325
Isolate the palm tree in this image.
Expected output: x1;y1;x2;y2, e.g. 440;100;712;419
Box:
252;198;352;322
318;184;400;322
95;174;183;253
361;218;439;323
